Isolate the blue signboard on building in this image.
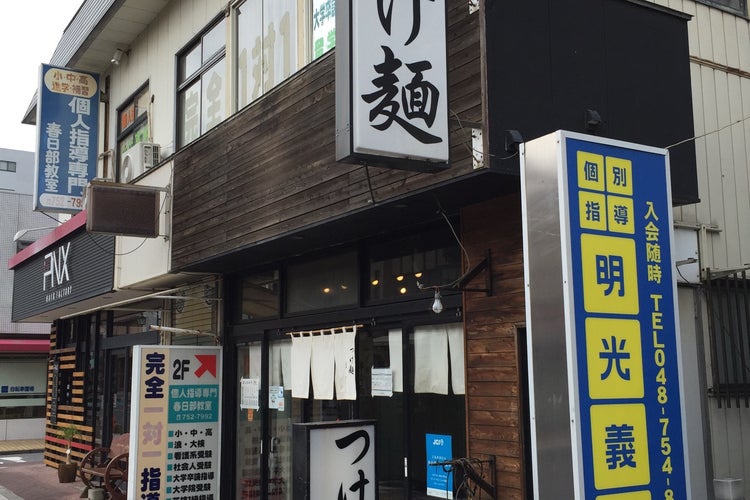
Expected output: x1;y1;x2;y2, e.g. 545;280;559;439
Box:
564;133;688;499
426;433;453;498
34;64;99;213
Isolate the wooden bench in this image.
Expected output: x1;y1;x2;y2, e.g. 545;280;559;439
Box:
79;433;130;500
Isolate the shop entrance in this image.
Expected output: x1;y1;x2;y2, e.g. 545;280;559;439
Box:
107;347;132;438
234;321;466;499
98;328;159;447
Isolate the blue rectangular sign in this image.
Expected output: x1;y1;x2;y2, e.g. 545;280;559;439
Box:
426;433;453;498
34;64;99;213
564;134;688;499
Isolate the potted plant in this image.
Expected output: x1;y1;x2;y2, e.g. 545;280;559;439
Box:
57;425;79;483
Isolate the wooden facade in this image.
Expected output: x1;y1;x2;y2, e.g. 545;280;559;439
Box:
44;324;93;469
170;0;483;271
462;194;527;500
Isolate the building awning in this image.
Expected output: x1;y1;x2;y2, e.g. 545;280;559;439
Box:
0;339;50;353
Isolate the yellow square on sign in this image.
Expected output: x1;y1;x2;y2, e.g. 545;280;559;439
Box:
586;318;644;399
580;234;639;315
607;195;635;235
606;157;633;196
579;191;607;231
578;151;605;192
596;491;651;500
590;404;650;490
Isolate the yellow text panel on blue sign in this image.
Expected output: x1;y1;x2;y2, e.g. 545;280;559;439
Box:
586;318;644;400
581;234;639;315
596;490;651;500
590;403;650;491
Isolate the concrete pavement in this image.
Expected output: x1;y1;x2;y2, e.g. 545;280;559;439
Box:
0;440;86;500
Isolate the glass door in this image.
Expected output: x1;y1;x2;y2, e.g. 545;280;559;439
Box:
236;338;301;500
407;324;466;499
108;348;132;438
237;341;264;499
234;322;466;500
267;338;300;500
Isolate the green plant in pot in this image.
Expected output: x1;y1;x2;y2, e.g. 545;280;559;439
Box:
57;425;79;483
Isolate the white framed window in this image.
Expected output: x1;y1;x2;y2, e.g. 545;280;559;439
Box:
177;16;227;147
235;0;313;109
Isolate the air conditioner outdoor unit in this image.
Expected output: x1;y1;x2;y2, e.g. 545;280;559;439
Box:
121;142;161;183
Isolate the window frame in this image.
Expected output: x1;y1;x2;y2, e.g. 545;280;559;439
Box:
176;13;228;148
233;0;315;111
0;160;17;172
116;82;150;181
696;0;747;17
705;269;750;408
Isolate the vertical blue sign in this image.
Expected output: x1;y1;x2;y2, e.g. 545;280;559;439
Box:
564;134;688;499
426;433;453;498
34;64;99;213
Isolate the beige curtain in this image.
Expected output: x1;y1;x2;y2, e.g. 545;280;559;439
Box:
414;324;464;395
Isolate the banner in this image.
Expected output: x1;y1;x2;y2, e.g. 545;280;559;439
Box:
34;64;99;213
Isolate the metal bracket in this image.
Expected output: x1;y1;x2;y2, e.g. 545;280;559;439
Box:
453;249;492;296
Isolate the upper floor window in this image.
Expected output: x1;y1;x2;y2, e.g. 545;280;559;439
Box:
699;0;746;15
311;0;336;59
235;0;303;109
176;3;336;145
0;160;16;172
177;16;227;147
117;84;150;181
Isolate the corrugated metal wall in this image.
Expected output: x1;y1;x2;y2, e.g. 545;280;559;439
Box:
650;0;750;495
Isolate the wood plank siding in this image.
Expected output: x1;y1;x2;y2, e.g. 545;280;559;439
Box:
171;0;482;271
462;194;527;499
44;323;93;469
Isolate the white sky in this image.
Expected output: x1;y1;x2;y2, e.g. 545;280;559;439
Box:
0;1;84;152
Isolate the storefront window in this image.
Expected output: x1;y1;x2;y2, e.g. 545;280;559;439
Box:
241;270;280;320
367;230;461;303
285;251;358;313
237;339;302;499
237;341;263;498
233;322;465;499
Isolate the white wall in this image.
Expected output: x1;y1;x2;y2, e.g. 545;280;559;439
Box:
0;419;46;441
0;148;54;334
115;161;174;289
104;0;226;159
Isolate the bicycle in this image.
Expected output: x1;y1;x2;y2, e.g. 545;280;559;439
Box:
428;456;496;499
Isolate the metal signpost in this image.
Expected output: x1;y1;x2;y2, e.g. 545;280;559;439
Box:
521;130;690;499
